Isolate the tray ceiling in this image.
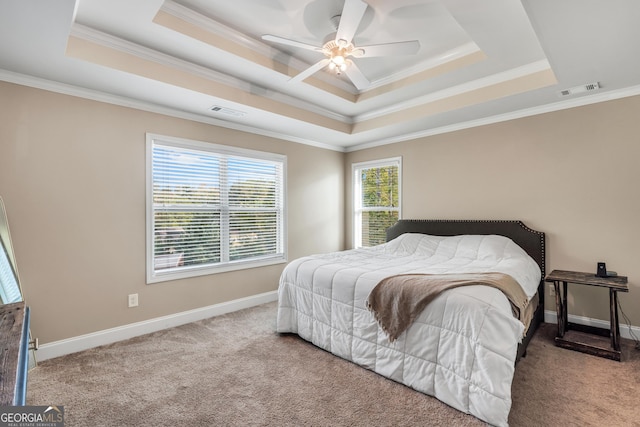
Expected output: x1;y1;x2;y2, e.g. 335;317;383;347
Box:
1;0;639;151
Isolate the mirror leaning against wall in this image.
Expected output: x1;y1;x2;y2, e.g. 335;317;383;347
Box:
0;198;23;304
0;196;36;406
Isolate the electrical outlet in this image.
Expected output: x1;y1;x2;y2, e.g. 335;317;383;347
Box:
548;284;555;296
128;293;139;308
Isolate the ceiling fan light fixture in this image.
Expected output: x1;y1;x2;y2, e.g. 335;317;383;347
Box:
331;53;346;66
329;54;347;74
323;40;352;75
262;0;419;89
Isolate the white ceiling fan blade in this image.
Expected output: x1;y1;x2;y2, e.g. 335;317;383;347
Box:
262;34;323;52
354;40;421;58
335;0;368;45
290;59;331;84
344;61;370;90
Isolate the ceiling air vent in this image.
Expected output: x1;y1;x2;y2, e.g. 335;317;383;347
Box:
210;105;246;117
558;82;600;97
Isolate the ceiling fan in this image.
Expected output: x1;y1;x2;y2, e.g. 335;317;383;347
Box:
262;0;421;90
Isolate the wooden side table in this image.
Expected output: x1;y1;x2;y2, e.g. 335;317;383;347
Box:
545;270;629;361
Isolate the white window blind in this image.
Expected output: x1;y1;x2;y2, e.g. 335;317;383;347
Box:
146;135;286;283
353;158;401;248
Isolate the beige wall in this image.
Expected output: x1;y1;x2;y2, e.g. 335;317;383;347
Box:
2;79;638;345
0;82;344;344
346;95;640;326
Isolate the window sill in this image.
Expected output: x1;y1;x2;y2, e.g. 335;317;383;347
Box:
147;256;287;284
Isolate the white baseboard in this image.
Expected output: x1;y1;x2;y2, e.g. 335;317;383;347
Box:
544;310;640;341
36;291;278;361
34;298;639;362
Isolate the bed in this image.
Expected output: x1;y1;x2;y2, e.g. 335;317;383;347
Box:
276;220;545;426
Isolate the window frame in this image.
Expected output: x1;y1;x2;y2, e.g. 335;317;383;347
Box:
352;157;402;248
146;133;287;284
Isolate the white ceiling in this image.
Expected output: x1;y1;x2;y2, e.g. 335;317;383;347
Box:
1;0;639;151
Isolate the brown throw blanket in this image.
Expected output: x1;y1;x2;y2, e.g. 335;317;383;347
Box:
366;272;531;342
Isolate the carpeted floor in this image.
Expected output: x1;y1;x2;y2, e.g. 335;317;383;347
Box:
27;302;640;426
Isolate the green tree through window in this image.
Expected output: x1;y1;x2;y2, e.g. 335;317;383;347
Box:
146;135;286;283
353;158;401;247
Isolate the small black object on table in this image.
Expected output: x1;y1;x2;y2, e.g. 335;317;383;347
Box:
545;269;629;361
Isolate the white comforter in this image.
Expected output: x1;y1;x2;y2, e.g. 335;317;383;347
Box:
276;233;541;426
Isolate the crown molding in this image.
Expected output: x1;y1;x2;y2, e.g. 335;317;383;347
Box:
365;42;482;91
5;66;639;154
355;59;553;122
161;1;482;98
0;69;345;152
69;23;351;125
158;0;357;94
159;0;479;98
346;83;640;152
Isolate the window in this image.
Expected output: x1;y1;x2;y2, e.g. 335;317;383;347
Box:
353;157;401;248
146;134;286;283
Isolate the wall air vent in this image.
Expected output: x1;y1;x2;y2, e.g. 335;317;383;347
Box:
558;82;600;97
210;105;247;117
